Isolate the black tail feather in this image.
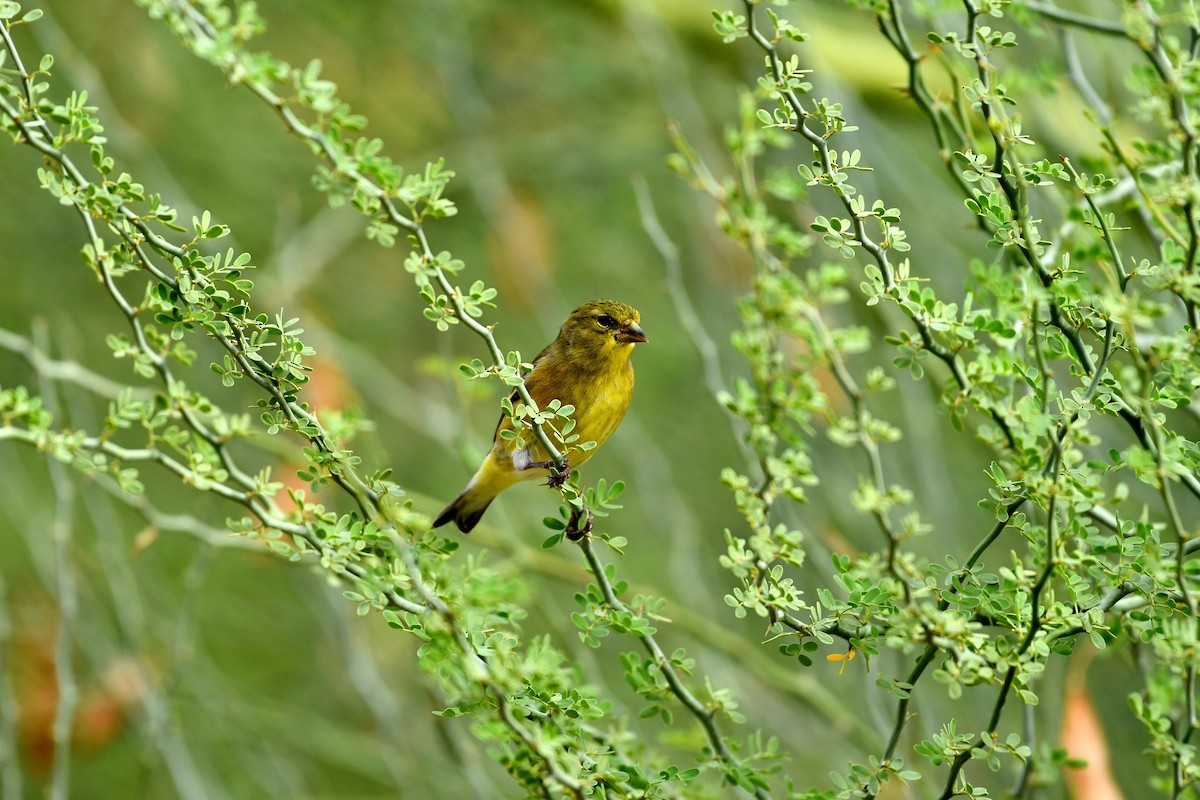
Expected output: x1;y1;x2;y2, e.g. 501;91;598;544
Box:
432;491;493;533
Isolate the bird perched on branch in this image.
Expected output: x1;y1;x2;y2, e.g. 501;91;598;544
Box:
434;299;647;533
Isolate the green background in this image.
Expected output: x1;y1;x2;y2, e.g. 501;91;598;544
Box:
0;1;1153;797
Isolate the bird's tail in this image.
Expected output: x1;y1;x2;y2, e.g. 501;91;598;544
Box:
434;452;531;533
433;479;495;533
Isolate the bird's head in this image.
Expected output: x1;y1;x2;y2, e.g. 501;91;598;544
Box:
556;299;647;365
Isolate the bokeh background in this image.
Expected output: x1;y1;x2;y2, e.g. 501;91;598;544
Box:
0;1;1156;797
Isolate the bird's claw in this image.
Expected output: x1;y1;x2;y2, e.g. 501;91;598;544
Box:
566;506;593;541
530;457;571;488
547;463;570;488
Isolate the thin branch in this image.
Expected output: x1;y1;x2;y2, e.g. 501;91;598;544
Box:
1020;1;1128;36
577;537;771;799
0;327;143;400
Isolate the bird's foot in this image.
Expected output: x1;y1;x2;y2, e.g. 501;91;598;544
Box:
528;457;571;488
566;506;593;541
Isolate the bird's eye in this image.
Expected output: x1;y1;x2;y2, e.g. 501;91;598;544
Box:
597;314;617;329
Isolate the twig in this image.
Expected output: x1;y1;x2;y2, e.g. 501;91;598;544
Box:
576;537;772;799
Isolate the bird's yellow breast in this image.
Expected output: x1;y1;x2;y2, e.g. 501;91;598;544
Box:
493;349;634;470
567;362;635;464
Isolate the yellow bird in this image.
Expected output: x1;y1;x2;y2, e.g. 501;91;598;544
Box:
434;300;648;533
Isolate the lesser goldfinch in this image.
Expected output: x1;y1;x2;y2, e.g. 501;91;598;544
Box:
434;300;647;533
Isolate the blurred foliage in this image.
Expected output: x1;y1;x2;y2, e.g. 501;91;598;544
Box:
1;0;1199;799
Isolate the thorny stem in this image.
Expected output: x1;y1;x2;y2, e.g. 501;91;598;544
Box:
877;1;1200;511
738;6;1159;795
1061;157;1129;289
742;0;1019;450
577;537;771;800
1130;0;1200;330
801;304;911;598
936;489;1060;800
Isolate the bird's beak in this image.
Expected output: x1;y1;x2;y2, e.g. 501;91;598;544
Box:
618;322;648;344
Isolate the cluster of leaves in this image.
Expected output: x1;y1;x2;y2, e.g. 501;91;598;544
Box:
670;1;1200;798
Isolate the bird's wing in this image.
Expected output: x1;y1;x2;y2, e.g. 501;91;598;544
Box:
492;389;519;442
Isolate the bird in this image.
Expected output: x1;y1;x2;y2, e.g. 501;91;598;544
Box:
434;299;647;533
